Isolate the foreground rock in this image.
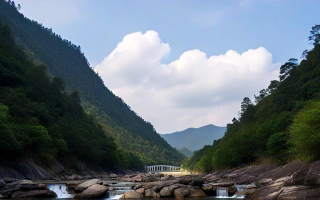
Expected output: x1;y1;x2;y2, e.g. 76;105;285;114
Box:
74;184;108;199
74;179;102;193
121;190;144;199
0;180;56;199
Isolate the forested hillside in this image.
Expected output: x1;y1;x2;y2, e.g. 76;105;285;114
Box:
0;20;143;170
162;124;226;151
184;24;320;173
0;0;184;166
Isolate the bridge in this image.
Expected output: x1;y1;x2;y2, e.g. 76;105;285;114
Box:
144;165;181;173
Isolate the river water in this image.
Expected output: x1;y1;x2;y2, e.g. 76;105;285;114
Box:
45;181;244;200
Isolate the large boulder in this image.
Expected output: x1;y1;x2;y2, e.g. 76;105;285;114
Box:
277;185;320;199
178;176;193;185
0;185;22;196
174;187;191;198
135;188;144;194
11;190;57;198
121;190;143;199
145;189;156;198
304;160;320;186
74;184;108;199
159;185;178;197
192;179;204;186
74;179;102;193
285;164;310;186
246;182;283;200
187;189;207;198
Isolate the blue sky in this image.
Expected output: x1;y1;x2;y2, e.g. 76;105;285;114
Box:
14;0;320;133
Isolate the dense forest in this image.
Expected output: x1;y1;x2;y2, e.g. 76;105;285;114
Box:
0;19;143;170
184;24;320;173
0;0;184;166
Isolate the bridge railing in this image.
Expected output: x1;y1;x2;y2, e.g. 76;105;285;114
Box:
144;165;181;172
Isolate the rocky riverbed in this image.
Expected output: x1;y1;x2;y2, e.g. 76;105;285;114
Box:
1;160;320;199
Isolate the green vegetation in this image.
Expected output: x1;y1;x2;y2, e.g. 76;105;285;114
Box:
0;0;184;166
178;148;194;158
0;20;144;169
184;24;320;172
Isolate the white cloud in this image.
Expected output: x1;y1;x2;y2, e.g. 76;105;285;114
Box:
95;30;279;133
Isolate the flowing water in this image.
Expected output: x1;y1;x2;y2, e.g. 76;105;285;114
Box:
43;181;247;200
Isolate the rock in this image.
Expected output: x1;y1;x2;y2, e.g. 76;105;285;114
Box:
66;181;83;187
256;161;305;182
145;189;157;198
277;185;320;199
0;185;22;196
161;176;172;181
154;173;164;178
192;179;204;186
142;180;177;190
19;180;34;184
121;190;143;199
228;186;237;196
255;178;272;187
119;178;135;182
0;180;6;188
159;185;178;197
133;184;142;190
144;176;160;182
11;190;57;198
210;181;234;187
178;176;193;185
74;179;102;193
285;164;310;186
136;188;144;194
0;194;3;199
246;182;283;200
3;178;18;184
234;189;255;197
37;184;47;190
187;189;207;198
109;174;118;179
74;184;108;199
21;183;38;190
202;184;213;192
304;160;320;186
174;187;191;198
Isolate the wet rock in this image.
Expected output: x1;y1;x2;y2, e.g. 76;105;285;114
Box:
136;188;144;194
121;190;143;199
11;189;57;198
192;179;204;186
277;185;320;199
74;184;108;199
74;179;102;193
145;189;156;198
187;189;207;198
174;187;191;198
304;160;320;186
246;182;283;200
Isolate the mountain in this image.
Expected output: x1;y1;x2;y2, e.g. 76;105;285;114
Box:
184;24;320;173
161;125;226;152
0;0;184;166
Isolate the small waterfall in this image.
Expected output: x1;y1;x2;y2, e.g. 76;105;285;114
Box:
216;188;228;197
47;184;75;198
107;185;132;199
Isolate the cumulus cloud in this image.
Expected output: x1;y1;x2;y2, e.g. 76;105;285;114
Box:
95;30;279;133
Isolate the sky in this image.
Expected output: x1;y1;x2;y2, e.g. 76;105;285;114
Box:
14;0;320;133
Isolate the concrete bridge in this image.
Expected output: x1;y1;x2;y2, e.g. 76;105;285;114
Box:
145;165;181;173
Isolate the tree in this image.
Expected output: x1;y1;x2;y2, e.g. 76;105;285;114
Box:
254;89;268;104
308;24;320;46
241;97;253;113
279;58;298;81
268;80;280;93
17;4;21;10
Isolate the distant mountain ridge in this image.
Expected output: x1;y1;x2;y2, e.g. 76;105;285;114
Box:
161;124;226;152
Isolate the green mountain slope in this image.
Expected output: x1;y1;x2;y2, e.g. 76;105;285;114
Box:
0;19;144;170
161;124;226;151
0;0;184;165
184;24;320;173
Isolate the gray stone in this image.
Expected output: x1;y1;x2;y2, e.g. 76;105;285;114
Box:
11;190;57;198
120;190;143;199
144;176;160;182
245;182;283;200
145;189;156;198
74;179;102;193
74;184;108;199
277;185;320;199
159;185;178;197
304;160;320;186
178;176;193;185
